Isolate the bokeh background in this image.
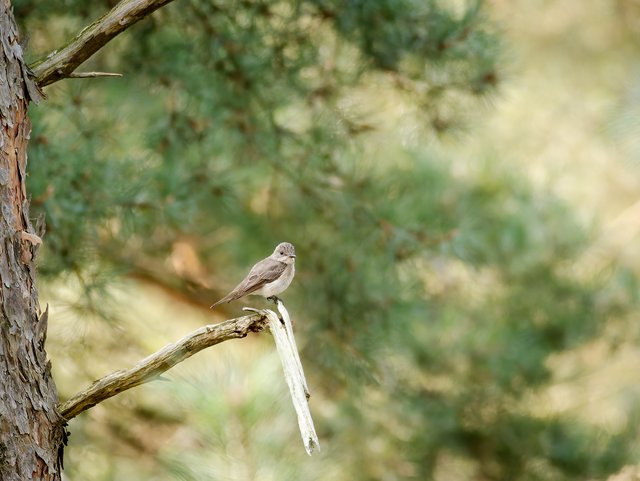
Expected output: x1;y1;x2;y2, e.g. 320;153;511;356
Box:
12;0;640;479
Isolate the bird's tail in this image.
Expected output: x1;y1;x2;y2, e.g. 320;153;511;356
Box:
210;291;239;309
210;281;256;309
210;299;224;309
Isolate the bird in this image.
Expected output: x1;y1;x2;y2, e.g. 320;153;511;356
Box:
210;242;296;308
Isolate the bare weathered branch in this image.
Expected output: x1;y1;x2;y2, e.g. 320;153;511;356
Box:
67;71;123;79
58;312;268;421
244;303;320;455
31;0;175;87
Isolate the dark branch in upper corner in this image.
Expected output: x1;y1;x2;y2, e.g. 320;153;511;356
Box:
57;312;269;421
30;0;175;87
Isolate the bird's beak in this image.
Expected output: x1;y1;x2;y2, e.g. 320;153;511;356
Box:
289;254;296;259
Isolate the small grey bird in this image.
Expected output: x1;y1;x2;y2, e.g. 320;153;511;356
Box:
210;242;296;308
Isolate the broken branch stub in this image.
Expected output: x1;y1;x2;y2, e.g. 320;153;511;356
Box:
244;302;320;455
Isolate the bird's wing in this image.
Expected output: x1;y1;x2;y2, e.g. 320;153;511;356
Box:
210;258;286;307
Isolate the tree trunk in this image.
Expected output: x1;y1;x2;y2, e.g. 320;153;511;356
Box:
0;1;65;480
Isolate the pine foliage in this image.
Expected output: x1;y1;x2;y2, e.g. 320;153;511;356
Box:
13;0;640;479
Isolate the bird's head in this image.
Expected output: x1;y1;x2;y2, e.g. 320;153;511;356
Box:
273;242;296;264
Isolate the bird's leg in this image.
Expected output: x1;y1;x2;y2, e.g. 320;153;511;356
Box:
266;296;281;305
266;296;285;324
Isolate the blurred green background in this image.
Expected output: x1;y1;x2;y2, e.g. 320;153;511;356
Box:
12;0;640;479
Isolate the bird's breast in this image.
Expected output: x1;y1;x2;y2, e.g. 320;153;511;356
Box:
257;264;295;297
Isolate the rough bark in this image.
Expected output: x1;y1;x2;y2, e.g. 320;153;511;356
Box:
31;0;176;87
59;313;268;420
0;2;65;480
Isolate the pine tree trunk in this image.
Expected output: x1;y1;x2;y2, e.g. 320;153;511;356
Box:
0;1;65;479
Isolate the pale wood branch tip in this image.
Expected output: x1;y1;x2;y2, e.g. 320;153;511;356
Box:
67;71;123;79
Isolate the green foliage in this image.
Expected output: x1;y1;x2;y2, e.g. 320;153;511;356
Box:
13;0;640;480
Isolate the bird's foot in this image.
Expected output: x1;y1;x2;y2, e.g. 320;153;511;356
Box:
266;296;281;305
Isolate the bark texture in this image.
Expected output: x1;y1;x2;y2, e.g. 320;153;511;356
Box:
31;0;175;87
0;2;64;480
59;313;268;420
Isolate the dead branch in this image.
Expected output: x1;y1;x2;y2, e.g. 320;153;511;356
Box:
244;302;320;455
31;0;175;87
67;71;123;79
57;312;268;421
